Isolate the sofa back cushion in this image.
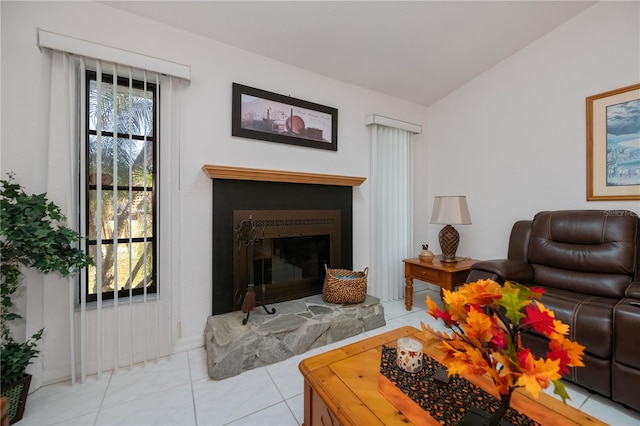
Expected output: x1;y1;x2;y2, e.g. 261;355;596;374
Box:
528;210;638;298
507;220;532;262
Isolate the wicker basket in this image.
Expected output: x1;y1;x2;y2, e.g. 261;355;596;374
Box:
0;374;31;425
322;265;368;304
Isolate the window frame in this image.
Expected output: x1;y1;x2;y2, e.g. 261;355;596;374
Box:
83;69;158;303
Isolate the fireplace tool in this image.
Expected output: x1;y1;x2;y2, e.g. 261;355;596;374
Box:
235;216;276;325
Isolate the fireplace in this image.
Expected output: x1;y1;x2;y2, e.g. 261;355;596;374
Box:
233;209;341;308
204;165;365;315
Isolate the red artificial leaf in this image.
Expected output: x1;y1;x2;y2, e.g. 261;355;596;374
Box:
426;295;456;325
530;286;546;296
548;337;585;372
489;326;508;352
547;344;572;374
522;303;556;336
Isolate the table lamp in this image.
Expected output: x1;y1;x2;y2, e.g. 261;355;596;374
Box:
429;196;471;263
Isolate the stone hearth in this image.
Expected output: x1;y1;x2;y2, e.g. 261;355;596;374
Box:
204;294;385;379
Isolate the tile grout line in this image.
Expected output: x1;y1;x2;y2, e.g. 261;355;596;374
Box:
93;371;114;426
187;350;200;426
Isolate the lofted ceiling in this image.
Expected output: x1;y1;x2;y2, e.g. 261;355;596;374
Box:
101;1;596;107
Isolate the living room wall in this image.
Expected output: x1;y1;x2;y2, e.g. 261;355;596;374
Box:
1;1;428;384
417;1;640;261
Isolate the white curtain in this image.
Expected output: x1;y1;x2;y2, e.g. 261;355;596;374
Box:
369;124;415;302
34;33;189;387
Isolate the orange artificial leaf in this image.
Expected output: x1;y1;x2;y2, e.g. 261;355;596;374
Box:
548;336;585;370
491;352;519;393
426;295;440;315
551;319;569;337
465;345;490;371
461;307;494;344
420;322;447;344
458;279;503;306
516;375;543;398
442;290;469;322
516;351;561;398
446;344;487;377
426;296;453;323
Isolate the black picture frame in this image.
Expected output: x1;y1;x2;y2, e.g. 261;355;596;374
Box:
232;83;338;151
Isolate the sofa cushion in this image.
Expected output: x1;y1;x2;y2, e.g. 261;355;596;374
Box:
526;286;617;360
614;299;640;369
523;331;611;397
532;265;632;299
613;362;640;410
528;210;637;297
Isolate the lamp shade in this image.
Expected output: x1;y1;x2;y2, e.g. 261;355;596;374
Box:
429;196;472;225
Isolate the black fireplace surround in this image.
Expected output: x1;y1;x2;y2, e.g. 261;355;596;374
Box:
212;179;354;315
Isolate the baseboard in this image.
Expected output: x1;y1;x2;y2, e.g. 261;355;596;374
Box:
174;334;204;353
42;367;74;387
38;336;203;388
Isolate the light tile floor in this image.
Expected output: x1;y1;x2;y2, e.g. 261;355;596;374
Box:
18;283;640;425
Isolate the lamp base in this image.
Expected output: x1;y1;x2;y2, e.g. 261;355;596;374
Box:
439;225;460;263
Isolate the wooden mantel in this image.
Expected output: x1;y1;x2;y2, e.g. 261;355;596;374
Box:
202;165;366;187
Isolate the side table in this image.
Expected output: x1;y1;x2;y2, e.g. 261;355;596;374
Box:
403;255;480;311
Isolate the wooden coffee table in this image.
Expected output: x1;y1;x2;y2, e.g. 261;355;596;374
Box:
299;326;605;426
403;256;480;310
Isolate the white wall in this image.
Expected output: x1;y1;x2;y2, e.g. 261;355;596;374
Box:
418;1;640;261
1;1;428;384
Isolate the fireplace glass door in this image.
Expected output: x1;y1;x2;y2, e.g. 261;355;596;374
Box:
233;210;341;307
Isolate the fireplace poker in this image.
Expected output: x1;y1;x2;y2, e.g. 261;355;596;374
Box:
238;216;258;325
237;216;275;325
241;282;256;321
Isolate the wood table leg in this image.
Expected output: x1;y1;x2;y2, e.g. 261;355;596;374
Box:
405;276;413;311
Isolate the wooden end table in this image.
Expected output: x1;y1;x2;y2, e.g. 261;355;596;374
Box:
298;326;606;426
403;256;480;311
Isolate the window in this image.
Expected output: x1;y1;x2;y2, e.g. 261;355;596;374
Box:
84;69;157;302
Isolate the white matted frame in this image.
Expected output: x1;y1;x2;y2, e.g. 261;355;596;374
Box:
586;83;640;201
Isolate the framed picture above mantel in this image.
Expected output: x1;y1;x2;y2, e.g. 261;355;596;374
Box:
586;83;640;201
232;83;338;151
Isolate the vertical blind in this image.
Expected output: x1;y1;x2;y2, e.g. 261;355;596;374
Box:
368;118;420;302
37;30;189;386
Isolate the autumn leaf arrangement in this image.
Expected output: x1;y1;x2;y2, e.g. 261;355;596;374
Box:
422;279;585;425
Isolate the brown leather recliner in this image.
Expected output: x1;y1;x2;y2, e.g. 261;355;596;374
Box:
467;210;640;412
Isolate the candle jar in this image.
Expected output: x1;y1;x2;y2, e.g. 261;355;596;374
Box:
396;337;423;373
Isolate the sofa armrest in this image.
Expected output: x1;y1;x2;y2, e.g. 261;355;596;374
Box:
469;259;534;283
625;281;640;299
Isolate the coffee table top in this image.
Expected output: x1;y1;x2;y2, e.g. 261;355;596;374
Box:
299;326;605;426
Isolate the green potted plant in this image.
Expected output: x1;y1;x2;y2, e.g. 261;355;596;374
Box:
0;173;93;424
